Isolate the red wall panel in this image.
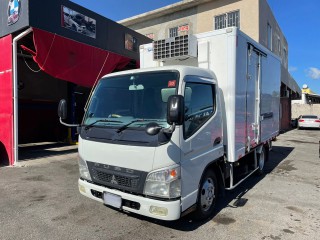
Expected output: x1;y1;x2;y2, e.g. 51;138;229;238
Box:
0;35;13;165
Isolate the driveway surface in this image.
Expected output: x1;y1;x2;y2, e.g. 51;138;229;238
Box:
0;129;319;240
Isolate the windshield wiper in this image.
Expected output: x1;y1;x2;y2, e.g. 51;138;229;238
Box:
85;119;123;130
116;119;166;133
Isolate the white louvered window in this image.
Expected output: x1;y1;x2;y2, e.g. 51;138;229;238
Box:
227;11;240;27
215;10;240;30
169;27;178;38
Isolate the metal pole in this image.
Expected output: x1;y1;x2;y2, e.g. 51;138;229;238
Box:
12;28;33;166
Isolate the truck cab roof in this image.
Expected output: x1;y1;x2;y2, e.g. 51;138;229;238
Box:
102;65;217;82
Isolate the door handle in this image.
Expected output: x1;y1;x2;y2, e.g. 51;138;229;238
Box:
213;137;221;145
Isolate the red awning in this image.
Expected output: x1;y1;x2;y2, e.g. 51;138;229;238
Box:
24;28;131;87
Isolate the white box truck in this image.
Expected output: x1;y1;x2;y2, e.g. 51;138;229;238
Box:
58;27;281;221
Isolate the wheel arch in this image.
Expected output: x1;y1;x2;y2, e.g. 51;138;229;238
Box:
197;157;225;198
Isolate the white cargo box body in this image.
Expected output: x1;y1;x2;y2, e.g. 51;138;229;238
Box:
140;27;281;163
196;28;280;162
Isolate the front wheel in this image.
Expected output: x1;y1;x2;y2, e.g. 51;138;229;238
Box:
193;169;218;220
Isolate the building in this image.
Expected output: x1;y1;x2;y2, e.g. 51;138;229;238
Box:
291;85;320;119
119;0;301;130
292;85;320;105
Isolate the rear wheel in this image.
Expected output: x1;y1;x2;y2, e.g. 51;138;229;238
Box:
193;169;218;220
256;147;266;175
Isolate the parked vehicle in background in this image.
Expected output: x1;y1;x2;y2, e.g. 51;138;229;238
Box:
298;115;320;129
59;27;281;221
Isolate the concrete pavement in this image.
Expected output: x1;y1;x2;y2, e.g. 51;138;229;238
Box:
0;129;319;240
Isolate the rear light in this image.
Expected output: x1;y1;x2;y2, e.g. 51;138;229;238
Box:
315;120;320;122
298;119;304;122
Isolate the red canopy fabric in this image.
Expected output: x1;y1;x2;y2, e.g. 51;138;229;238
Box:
29;28;131;87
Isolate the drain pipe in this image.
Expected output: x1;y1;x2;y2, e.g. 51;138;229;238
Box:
12;28;33;166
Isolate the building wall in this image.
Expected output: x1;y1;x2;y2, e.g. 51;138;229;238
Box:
292;104;320;119
280;98;291;130
127;7;198;40
259;0;288;69
0;35;13;166
197;0;259;40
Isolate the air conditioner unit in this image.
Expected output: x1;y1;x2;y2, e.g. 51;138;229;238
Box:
153;35;197;60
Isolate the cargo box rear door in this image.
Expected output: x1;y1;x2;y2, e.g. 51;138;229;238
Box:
246;45;262;148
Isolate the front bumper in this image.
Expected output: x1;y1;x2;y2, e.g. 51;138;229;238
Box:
78;178;181;221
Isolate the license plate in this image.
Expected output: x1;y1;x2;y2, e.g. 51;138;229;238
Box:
103;192;122;209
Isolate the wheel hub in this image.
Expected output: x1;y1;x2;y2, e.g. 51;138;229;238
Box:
200;178;215;212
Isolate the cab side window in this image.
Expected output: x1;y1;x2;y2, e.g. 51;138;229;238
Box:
184;82;215;139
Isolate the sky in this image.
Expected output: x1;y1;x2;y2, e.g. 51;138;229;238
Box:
71;0;320;94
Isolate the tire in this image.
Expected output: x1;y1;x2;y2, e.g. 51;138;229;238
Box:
193;169;218;220
256;147;266;175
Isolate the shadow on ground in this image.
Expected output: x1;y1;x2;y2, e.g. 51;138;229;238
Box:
121;146;294;231
18;142;78;161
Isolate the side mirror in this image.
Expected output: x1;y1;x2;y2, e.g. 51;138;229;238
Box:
58;99;67;120
167;95;184;125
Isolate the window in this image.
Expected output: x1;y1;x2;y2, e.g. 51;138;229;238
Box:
267;23;273;50
169;24;189;38
169;27;178;38
84;71;179;129
184;82;215;139
215;10;240;30
278;37;281;56
283;47;287;67
227;11;240;28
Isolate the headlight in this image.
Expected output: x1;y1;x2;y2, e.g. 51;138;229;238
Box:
78;155;92;181
144;165;181;199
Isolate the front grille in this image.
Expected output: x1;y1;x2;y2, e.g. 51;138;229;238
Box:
92;169;139;188
86;161;148;194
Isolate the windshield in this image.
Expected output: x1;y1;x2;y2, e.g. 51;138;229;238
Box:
83;71;179;129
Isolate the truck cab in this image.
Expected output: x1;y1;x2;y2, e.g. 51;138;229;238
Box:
76;65;224;220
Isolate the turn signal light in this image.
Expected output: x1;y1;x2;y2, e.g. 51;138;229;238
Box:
170;169;177;178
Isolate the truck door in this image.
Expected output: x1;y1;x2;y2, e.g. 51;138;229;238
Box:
246;45;261;147
179;76;223;211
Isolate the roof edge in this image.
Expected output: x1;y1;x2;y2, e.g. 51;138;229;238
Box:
118;0;212;26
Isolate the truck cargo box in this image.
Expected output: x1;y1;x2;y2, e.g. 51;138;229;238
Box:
196;28;280;162
140;27;281;163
